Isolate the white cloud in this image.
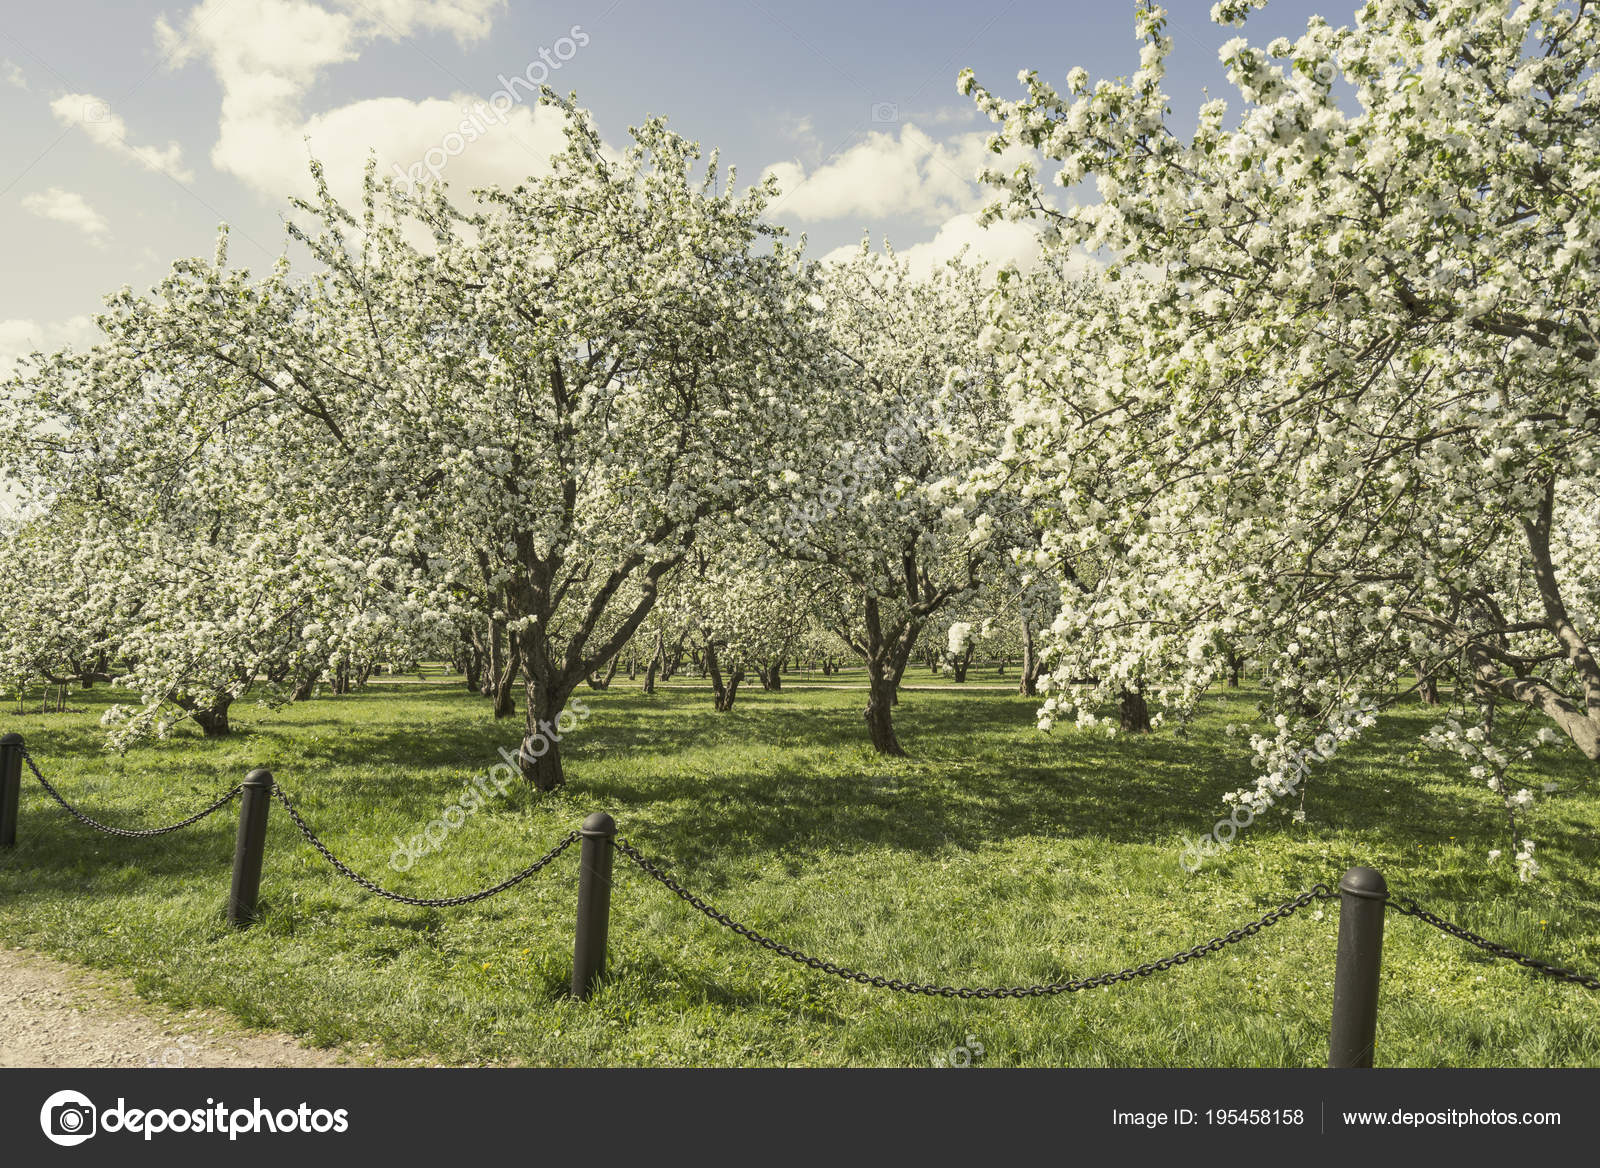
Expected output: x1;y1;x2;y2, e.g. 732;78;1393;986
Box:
49;93;195;183
763;124;1035;226
895;212;1043;277
0;315;102;376
820;211;1101;283
2;59;25;90
329;0;503;44
157;0;576;208
20;188;110;244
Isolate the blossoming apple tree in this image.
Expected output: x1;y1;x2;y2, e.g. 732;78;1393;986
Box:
961;0;1600;850
768;243;1013;754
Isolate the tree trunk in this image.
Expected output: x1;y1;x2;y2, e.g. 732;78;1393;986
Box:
706;637;742;711
587;653;620;690
1019;613;1041;697
865;667;904;755
661;633;686;681
488;627;518;718
716;669;743;712
1416;667;1439;705
484;616;507;699
950;644;974;683
518;672;570;791
766;662;782;691
860;596;919;755
1221;644;1243;688
643;631;662;694
1119;687;1151;733
491;660;516;718
290;668;320;702
191;699;233;737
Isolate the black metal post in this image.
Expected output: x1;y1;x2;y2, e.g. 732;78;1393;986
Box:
571;811;617;999
1328;866;1387;1068
228;768;274;927
0;733;22;848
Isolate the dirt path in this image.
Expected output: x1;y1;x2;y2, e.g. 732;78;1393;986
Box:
0;948;387;1068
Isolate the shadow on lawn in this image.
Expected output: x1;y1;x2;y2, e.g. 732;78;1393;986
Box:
10;684;1598;919
288;687;1533;879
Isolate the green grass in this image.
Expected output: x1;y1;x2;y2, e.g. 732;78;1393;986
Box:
2;673;1597;1067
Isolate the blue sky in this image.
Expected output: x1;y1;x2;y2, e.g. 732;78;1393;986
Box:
0;0;1341;368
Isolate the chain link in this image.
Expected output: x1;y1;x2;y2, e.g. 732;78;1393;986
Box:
21;747;241;838
613;838;1334;998
271;786;580;907
24;739;1599;990
1387;895;1600;990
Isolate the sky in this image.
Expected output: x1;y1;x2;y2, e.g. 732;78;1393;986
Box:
0;0;1345;371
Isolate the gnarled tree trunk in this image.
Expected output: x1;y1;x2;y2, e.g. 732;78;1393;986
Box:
183;696;234;737
586;653;620;690
520;669;571;791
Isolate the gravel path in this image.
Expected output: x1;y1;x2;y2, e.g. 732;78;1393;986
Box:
0;948;383;1068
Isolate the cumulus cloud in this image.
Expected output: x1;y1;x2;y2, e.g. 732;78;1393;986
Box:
762;124;1035;226
156;0;574;209
20;188;110;244
49;93;194;182
820;210;1104;283
0;315;102;376
2;60;25;90
329;0;503;43
894;212;1043;277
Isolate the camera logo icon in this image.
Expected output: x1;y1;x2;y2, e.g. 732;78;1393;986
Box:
870;100;898;123
40;1090;97;1146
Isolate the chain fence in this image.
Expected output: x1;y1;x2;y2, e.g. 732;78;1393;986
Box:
614;839;1600;995
8;741;1599;997
1388;894;1600;990
270;786;581;907
615;837;1337;997
22;746;242;838
11;744;579;908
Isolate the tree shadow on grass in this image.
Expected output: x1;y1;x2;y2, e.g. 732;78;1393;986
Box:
0;813;241;899
15;686;1597;921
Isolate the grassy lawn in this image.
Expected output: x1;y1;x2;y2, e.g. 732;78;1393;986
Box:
2;673;1597;1067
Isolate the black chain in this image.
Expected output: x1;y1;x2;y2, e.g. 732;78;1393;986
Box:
613;838;1334;998
21;747;241;838
271;786;580;907
1387;895;1600;990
